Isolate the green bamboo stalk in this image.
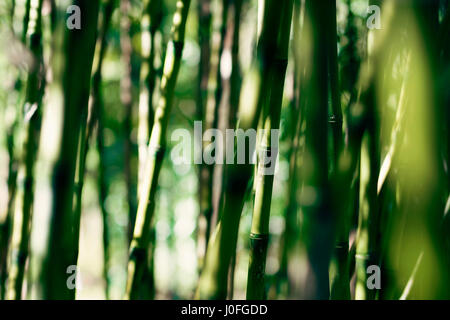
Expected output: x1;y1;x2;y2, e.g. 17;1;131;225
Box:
441;3;450;193
349;0;399;300
218;0;245;293
327;0;342;171
208;0;230;125
273;90;303;299
329;0;364;300
442;0;450;256
83;0;117;300
71;0;116;277
326;0;351;300
271;0;304;299
353;0;386;300
299;0;334;300
119;0;138;244
196;0;285;299
32;0;100;299
198;0;231;248
382;0;450;299
125;0;191;299
196;0;212;127
48;0;57;33
96;94;111;300
272;112;300;299
21;0;31;44
135;0;163;301
354;116;380;300
195;0;212;270
0;126;18;299
138;0;163;196
246;0;293;300
227;0;243;130
6;0;44;300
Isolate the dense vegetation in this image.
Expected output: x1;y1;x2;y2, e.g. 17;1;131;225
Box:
0;0;449;300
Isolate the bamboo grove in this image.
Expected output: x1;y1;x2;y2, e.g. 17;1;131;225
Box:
0;0;449;300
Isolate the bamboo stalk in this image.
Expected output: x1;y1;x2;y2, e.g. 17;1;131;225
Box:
354;116;380;300
0;126;18;299
119;0;138;245
382;0;450;299
353;0;389;300
96;94;111;300
32;0;100;299
21;0;31;44
196;0;285;299
198;0;231;257
71;0;116;278
86;0;117;300
300;0;333;300
219;0;245;288
135;0;163;301
138;0;163;196
271;0;304;299
125;0;192;299
195;0;212;271
6;0;44;300
227;0;243;130
246;0;293;300
209;0;245;284
329;0;365;300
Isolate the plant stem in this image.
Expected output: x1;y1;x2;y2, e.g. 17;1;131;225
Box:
21;0;31;44
0;126;18;299
33;0;99;299
300;0;333;300
119;0;138;245
196;0;286;299
125;0;191;299
246;0;293;300
138;0;163;197
87;0;117;300
6;0;44;300
196;0;212;272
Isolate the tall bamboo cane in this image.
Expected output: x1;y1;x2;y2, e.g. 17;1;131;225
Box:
196;0;286;299
136;0;163;300
300;0;333;300
21;0;31;44
138;0;163;196
31;0;99;299
125;0;191;299
0;0;32;298
329;0;363;300
353;0;385;300
197;0;231;260
86;0;117;299
195;0;212;271
0;125;18;299
246;0;293;300
119;0;138;244
6;0;44;300
271;0;305;299
71;0;116;277
381;0;450;299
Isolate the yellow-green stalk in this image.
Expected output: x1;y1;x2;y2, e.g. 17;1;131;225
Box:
125;0;192;299
246;0;293;300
